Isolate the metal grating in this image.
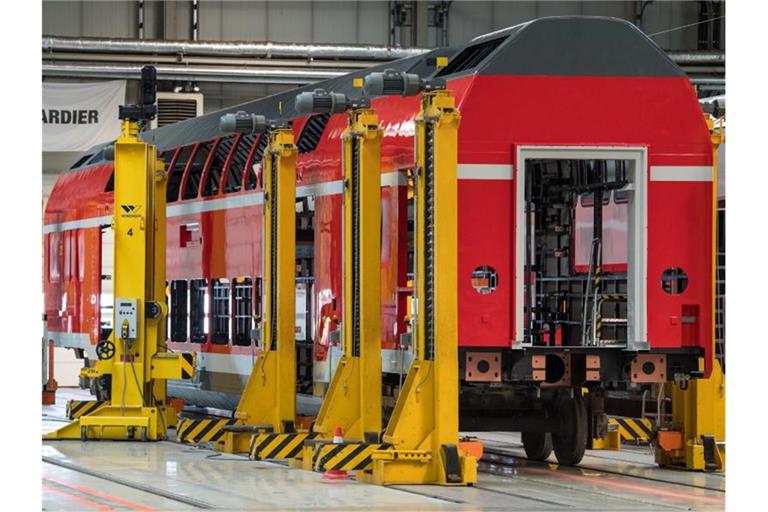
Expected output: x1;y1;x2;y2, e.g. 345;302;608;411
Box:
157;98;199;127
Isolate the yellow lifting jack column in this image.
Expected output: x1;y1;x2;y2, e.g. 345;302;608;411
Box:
44;66;195;442
655;111;725;471
359;69;477;485
292;86;385;469
215;113;299;455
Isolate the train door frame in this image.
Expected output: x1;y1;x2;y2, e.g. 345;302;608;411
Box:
514;146;648;350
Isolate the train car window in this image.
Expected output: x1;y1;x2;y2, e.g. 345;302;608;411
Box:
69;153;93;170
161;150;175;168
203;138;233;197
63;232;71;281
168;145;193;202
245;134;268;190
226;134;257;193
661;267;688;295
436;36;506;76
183;141;213;200
170;280;188;343
189;278;208;343
211;278;231;344
48;234;61;282
87;148;106;166
297;113;330;154
232;277;253;346
471;265;498;294
105;172;114;192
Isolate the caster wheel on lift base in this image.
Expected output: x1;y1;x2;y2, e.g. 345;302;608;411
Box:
522;431;553;461
141;427;148;442
552;391;587;466
80;426;88;442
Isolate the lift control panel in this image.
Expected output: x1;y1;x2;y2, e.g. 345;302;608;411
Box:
116;298;138;340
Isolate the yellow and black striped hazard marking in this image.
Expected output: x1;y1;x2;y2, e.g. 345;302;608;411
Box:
610;416;654;444
176;417;237;444
180;353;195;379
249;432;318;461
67;400;107;420
313;442;391;473
601;294;627;302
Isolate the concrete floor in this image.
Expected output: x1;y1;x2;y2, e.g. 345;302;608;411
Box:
43;389;725;511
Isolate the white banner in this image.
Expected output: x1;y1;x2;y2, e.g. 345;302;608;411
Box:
43;80;126;152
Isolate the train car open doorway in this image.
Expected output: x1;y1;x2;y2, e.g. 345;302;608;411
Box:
516;147;648;351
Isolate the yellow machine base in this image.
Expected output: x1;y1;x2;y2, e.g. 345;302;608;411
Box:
655;438;726;472
250;431;317;461
43;405;168;441
358;450;478;486
66;400;108;420
176;417;238;445
216;431;253;454
310;441;392;473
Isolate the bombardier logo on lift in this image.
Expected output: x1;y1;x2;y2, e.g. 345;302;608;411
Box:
120;204;143;217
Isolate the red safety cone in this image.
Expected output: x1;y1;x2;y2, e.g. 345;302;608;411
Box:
322;426;351;480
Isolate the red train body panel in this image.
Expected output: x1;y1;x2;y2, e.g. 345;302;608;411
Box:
43;17;714;408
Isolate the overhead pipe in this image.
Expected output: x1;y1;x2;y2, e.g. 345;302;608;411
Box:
41;37;723;69
42;62;344;84
666;50;724;65
42;36;427;61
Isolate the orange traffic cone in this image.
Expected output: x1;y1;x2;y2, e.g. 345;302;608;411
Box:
322;426;351;480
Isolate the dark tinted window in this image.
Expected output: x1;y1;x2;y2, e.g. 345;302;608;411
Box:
170;280;188;342
183;141;212;200
105;171;114;192
203;138;234;197
227;134;257;193
245;134;268;190
70;153;93;170
168;145;194;202
161;150;175;169
297;113;330;153
233;277;253;346
436;36;506;76
190;279;208;343
211;278;231;344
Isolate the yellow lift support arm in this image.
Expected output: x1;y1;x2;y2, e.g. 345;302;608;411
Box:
44;66;194;442
215;114;299;454
655;112;725;471
294;88;383;449
359;70;476;485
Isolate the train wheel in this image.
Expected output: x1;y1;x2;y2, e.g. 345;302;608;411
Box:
522;431;553;461
552;391;587;466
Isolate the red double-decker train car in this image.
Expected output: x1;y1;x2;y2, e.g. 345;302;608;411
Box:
43;16;714;464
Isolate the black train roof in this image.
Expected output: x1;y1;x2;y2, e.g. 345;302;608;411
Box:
140;48;451;152
137;16;683;152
